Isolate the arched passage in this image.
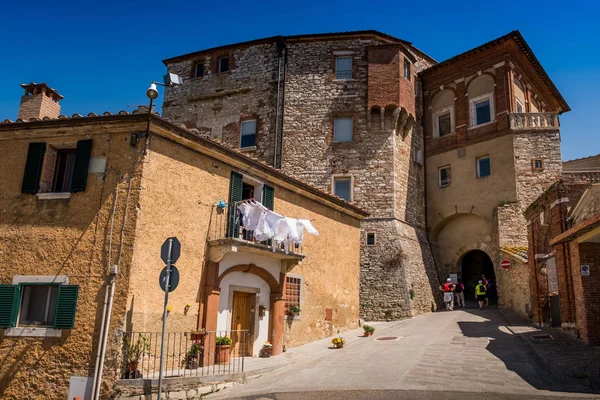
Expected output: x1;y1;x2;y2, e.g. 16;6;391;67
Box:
460;250;497;304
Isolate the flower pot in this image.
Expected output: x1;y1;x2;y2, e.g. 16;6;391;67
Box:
128;361;139;371
364;331;373;337
215;345;231;364
186;358;199;370
190;333;206;342
335;343;344;349
260;348;272;358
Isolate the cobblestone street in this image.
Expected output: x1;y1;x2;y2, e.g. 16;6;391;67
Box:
208;308;600;399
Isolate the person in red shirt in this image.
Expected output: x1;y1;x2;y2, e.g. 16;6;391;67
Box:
439;278;456;311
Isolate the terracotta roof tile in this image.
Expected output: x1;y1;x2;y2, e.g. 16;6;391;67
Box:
500;246;528;262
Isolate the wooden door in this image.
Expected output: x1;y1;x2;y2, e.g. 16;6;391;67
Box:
231;292;254;356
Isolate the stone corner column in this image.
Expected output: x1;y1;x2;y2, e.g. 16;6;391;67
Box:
269;292;286;356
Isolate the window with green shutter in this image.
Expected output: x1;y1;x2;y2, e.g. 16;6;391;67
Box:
0;285;21;328
54;285;79;329
21;142;46;194
227;171;244;238
263;184;274;211
70;139;93;192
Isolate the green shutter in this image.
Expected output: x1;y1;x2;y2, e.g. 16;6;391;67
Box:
0;285;21;328
53;285;79;329
263;184;274;211
21;142;46;194
70;139;93;192
227;172;244;238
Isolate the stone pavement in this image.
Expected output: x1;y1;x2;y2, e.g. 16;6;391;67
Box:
207;308;600;399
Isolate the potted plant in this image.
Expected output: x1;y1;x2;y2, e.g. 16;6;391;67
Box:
288;305;300;318
363;324;375;337
215;335;232;364
260;341;273;358
331;336;345;349
123;334;150;378
189;328;207;342
184;343;202;369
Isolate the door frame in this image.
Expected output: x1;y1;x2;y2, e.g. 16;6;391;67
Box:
226;285;259;355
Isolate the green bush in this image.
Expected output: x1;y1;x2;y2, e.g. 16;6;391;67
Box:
216;335;232;346
363;324;375;333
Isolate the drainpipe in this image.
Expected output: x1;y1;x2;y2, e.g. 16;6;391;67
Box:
92;266;118;400
273;38;287;169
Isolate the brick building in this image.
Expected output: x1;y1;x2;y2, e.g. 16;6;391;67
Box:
0;84;366;398
162;30;570;319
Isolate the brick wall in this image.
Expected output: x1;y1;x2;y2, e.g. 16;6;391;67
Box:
17;93;61;120
574;242;600;344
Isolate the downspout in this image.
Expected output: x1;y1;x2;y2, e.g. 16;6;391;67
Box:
273;38;284;169
92;270;117;400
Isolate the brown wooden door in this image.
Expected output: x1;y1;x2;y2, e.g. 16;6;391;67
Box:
231;292;254;356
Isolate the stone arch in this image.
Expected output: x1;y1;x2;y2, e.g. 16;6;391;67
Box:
466;73;495;98
450;242;492;274
216;263;280;293
430;212;490;242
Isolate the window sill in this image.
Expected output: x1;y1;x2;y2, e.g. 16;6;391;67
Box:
190;76;205;81
333;78;355;82
4;327;62;338
239;146;257;152
432;132;456;140
468;120;496;130
438;184;451;189
36;192;72;200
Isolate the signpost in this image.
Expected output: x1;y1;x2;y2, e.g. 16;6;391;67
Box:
157;237;181;398
500;259;511;270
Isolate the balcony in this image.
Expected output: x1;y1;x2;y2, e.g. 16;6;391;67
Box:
207;202;305;263
510;112;560;130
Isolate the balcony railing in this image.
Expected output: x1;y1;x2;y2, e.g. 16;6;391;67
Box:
510;112;560;130
121;330;248;380
208;202;304;256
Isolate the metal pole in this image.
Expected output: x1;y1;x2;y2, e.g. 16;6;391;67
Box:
157;238;173;398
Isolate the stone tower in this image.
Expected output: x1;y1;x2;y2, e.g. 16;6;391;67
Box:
17;82;63;121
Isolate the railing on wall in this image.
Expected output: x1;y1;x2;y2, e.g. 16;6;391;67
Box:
209;202;304;254
509;112;560;130
121;330;248;380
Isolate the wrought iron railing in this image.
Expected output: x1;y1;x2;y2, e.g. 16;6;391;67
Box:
509;112;560;130
209;202;304;254
121;330;248;380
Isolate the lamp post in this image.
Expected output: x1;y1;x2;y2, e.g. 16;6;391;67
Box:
144;73;182;150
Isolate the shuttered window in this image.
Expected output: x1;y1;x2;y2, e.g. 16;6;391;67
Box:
71;139;93;192
21;142;46;194
0;283;79;330
227;171;244;238
262;184;274;211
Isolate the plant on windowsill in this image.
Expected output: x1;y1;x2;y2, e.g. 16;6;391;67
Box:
215;335;232;364
260;341;273;358
183;343;203;369
287;305;300;318
123;334;150;379
189;328;207;342
363;324;375;337
331;336;345;349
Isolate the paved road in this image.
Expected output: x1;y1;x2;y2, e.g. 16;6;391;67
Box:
208;308;599;399
223;390;599;400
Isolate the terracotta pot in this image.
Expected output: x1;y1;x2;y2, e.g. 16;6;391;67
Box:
186;358;199;370
127;361;139;371
215;345;231;364
335;343;344;349
190;333;205;342
364;331;373;337
260;348;272;358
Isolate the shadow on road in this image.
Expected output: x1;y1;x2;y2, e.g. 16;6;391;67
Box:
458;308;600;395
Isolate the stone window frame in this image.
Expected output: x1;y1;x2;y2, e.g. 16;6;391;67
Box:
332;175;353;202
515;97;524;113
193;62;205;79
404;58;411;81
532;159;544;172
239;119;257;151
413;147;423;166
438;165;452;188
433;105;455;138
331;51;355;81
469;92;495;128
285;274;303;320
238;115;259;152
366;232;376;246
332;114;355;143
214;53;233;75
335;56;353;80
4;275;69;338
476;155;491;178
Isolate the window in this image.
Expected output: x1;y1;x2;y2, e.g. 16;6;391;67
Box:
227;171;274;238
436;111;452;137
367;233;376;245
333;177;352;201
0;279;79;333
470;94;495;127
414;148;423;165
240;120;256;148
217;57;229;73
404;59;411;81
532;159;544;172
194;63;204;78
438;166;451;188
285;275;302;317
515;97;524;113
477;156;491;178
335;57;352;80
21;139;93;195
333;117;353;142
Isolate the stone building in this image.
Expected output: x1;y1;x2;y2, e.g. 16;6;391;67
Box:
162;30;570;319
0;84;365;398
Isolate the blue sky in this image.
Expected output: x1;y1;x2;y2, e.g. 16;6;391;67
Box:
0;0;597;160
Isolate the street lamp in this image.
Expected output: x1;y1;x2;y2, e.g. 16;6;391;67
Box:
144;73;183;142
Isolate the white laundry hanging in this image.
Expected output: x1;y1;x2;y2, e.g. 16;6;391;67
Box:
296;219;319;244
253;211;272;242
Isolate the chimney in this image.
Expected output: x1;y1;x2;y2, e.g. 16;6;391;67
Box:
18;82;63;121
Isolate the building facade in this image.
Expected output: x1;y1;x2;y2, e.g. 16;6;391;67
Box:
162;30;570;319
0;86;366;398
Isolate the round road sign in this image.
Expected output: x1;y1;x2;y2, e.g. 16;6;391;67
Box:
501;259;511;269
159;265;180;292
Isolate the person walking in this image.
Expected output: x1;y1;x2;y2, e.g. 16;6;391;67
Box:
482;274;491;306
454;279;465;308
439;278;455;311
475;280;487;310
